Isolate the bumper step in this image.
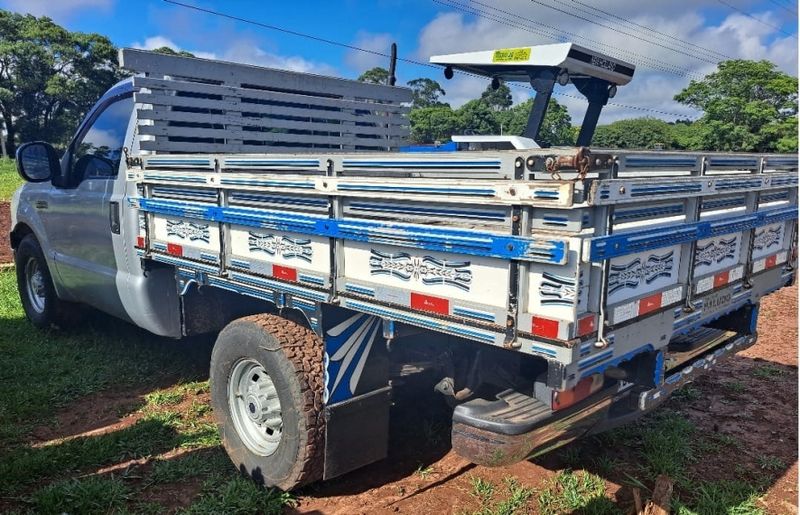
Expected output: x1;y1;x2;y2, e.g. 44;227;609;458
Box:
452;390;551;436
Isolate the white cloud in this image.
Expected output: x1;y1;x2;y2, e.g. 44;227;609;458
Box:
0;0;112;21
344;31;394;73
414;2;798;123
131;35;336;75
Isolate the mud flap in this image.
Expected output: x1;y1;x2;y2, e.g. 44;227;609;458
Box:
323;386;392;479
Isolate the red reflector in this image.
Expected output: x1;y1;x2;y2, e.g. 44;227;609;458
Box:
136;236;145;248
713;270;729;288
552;374;603;411
532;316;560;339
166;243;183;256
638;292;663;316
765;255;778;269
272;264;297;282
577;314;596;337
410;293;450;315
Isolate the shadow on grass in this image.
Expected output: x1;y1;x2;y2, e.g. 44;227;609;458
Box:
0;302;214;445
0;417;182;496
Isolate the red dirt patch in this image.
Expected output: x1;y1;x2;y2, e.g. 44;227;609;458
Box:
29;387;147;444
1;202;11;264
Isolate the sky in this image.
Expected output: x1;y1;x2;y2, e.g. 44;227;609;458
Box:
1;0;797;124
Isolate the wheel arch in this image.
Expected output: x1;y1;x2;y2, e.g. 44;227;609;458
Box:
10;221;34;250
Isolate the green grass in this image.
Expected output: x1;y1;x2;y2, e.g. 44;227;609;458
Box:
751;364;786;380
756;455;785;472
672;385;702;402
30;476;131;515
674;480;765;515
537;470;620;515
593;409;772;514
0;269;293;513
634;411;696;483
0;157;23;201
467;475;534;515
0;269;207;449
181;476;295;515
723;381;746;394
145;389;185;406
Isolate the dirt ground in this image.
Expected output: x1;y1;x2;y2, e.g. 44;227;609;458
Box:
1;202;11;264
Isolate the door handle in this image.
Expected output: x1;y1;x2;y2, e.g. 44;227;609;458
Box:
109;201;121;234
35;200;48;210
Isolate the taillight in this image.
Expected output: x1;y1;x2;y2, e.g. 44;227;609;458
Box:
551;374;604;411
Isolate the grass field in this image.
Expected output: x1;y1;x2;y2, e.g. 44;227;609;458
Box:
0;270;295;514
0;157;23;201
0;264;791;513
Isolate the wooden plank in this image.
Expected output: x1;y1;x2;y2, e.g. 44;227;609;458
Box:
139;140;402;153
133;76;411;115
120;48;412;103
138;124;404;147
136;108;409;138
134;92;408;126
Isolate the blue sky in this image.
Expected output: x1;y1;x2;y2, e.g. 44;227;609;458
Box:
2;0;797;123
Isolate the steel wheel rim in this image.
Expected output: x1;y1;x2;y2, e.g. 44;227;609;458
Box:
228;359;283;456
24;257;46;314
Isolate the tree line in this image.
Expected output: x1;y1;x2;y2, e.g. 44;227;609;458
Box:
0;9;796;156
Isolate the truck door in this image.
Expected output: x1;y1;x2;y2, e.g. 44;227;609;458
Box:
40;93;134;316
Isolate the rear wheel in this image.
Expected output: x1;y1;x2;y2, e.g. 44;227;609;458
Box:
14;234;76;329
210;314;325;490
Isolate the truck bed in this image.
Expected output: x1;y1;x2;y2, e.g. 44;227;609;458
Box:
128;147;798;390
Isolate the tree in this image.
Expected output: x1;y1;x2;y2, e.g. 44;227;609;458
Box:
592;118;677;150
0;11;122;155
480;82;513;111
152;46;195;58
407;78;448;109
409;106;461;143
456;99;499;135
357;67;389;85
495;98;573;146
674;59;798;152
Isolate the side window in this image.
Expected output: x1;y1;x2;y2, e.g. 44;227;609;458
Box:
72;95;134;181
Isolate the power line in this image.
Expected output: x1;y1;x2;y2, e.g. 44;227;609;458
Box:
162;0;693;118
437;0;703;79
565;0;734;61
766;0;798;16
526;0;722;65
715;0;798;38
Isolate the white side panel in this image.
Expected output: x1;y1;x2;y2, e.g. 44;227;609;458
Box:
342;241;509;309
526;251;587;321
693;233;742;278
607;244;681;305
751;222;785;260
228;224;330;275
152;215;220;256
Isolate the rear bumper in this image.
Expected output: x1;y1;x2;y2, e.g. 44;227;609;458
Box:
451;331;756;467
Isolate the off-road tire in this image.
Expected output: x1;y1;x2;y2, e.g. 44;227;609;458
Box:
14;234;78;329
210;314;325;491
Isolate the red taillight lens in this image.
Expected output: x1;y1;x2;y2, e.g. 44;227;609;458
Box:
551;374;603;411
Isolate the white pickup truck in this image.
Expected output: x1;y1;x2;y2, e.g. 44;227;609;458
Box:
10;43;797;490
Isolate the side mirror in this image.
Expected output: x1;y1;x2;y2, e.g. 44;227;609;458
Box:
16;142;59;183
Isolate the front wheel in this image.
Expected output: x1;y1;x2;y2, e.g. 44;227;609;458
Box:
210;314;325;491
14;234;75;329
